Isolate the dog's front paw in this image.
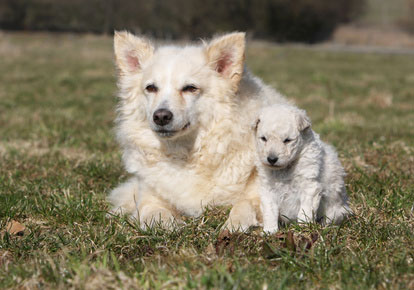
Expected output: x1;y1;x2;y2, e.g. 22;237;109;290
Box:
137;208;182;230
222;218;251;233
224;200;259;232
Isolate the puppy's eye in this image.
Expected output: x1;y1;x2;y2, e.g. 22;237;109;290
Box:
283;138;292;144
260;136;267;142
182;85;198;93
145;84;158;93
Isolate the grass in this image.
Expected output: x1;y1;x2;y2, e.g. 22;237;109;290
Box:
360;0;407;27
0;32;414;289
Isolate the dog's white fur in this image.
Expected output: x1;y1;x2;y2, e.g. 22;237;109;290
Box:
254;104;351;233
108;31;288;230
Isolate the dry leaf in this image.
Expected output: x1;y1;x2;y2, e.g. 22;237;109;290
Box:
215;229;231;255
262;231;320;259
296;232;319;252
5;220;25;236
286;231;296;252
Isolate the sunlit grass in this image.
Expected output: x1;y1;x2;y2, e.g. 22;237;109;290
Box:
0;32;413;289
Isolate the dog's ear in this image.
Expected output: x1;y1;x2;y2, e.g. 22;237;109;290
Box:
114;31;154;74
296;109;311;132
206;32;245;90
252;118;260;132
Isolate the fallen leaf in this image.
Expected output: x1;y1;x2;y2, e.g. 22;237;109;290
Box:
215;229;231;255
5;220;25;236
297;231;319;252
297;235;311;251
285;231;296;252
262;230;320;259
274;232;285;240
218;229;231;240
310;232;319;244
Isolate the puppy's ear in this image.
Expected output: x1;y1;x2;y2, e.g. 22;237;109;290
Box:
296;109;311;132
114;31;154;74
252;118;260;132
206;32;245;90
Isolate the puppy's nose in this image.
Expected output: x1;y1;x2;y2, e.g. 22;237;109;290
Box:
153;109;173;126
267;156;278;165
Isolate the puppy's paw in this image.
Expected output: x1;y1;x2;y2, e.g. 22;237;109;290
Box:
323;205;352;225
263;226;279;234
297;208;315;224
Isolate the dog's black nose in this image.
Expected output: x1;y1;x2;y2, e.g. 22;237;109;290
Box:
153;109;173;126
267;156;278;165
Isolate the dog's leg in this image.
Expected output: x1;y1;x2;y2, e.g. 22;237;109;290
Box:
224;198;260;232
107;177;140;215
298;181;322;223
136;193;181;229
320;189;352;225
223;170;261;232
108;177;180;229
260;188;279;233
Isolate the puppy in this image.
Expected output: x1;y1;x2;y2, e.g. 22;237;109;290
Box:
254;104;351;233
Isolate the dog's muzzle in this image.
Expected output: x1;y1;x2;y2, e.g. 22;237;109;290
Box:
155;122;190;138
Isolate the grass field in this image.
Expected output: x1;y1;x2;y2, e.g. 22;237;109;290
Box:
0;32;414;289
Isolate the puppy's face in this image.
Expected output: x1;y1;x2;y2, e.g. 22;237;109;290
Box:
254;105;310;170
114;32;245;141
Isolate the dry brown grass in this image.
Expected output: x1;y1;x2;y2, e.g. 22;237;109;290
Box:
332;25;414;48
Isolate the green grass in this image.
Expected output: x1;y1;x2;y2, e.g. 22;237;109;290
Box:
1;32;414;289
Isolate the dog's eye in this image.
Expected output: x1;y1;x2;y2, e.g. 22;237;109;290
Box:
260;136;267;142
145;84;158;93
283;138;292;144
182;85;198;93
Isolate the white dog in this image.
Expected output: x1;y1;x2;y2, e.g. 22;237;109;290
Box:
254;104;351;233
108;31;288;230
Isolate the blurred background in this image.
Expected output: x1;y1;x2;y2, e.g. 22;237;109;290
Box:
0;0;413;45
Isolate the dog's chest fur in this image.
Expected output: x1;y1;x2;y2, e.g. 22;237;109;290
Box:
121;108;256;216
116;67;287;217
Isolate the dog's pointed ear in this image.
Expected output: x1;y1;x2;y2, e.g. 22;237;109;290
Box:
206;32;246;90
114;31;154;74
296;109;311;132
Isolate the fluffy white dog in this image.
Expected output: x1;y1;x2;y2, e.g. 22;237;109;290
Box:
108;31;288;230
254;104;351;233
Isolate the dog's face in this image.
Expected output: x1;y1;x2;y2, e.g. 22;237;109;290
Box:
114;32;245;140
254;105;311;170
140;47;207;138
